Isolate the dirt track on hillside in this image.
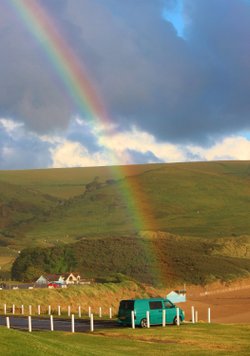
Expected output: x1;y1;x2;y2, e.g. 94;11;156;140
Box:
180;279;250;323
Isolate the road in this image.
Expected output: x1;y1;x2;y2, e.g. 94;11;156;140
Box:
0;315;118;332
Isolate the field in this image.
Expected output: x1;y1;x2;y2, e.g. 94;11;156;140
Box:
0;323;250;355
0;160;250;284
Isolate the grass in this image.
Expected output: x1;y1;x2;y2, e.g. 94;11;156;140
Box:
0;282;162;315
0;323;250;355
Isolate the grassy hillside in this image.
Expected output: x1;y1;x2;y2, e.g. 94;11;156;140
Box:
0;161;250;283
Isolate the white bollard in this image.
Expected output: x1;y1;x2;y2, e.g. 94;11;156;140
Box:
78;306;81;318
29;305;32;315
162;309;166;327
71;314;75;333
58;305;61;316
176;308;180;326
191;306;195;323
90;313;94;332
48;305;51;315
131;311;135;329
208;307;211;323
146;311;150;328
68;306;71;317
50;315;54;331
21;305;24;315
6;316;10;329
28;316;32;332
109;307;112;319
37;305;40;315
99;307;102;318
4;304;6;315
195;310;198;323
12;304;15;315
88;306;91;318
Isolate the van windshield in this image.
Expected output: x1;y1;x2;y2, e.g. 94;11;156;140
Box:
119;300;134;310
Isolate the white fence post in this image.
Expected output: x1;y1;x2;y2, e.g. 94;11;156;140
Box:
4;304;6;315
88;306;91;318
109;307;112;319
48;305;51;315
176;308;180;326
90;313;94;332
191;306;195;323
68;306;71;317
28;316;32;332
208;307;211;323
78;306;81;318
58;305;61;316
12;304;15;315
50;315;54;331
71;314;75;333
21;305;24;315
37;305;40;315
146;311;150;328
6;316;10;329
99;307;102;318
162;309;166;327
195;310;198;323
131;311;135;329
29;305;32;315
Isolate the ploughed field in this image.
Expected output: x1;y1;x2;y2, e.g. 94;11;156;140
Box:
0;161;250;285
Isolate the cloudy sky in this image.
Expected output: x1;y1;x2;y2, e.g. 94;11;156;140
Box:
0;0;250;169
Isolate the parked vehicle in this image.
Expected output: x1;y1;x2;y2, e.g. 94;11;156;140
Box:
118;298;184;327
48;282;61;288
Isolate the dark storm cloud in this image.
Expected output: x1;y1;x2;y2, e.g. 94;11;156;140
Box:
0;1;72;133
0;0;250;144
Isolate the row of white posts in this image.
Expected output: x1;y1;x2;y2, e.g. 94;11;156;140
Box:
131;306;211;329
2;304;113;319
5;313;95;333
191;306;211;324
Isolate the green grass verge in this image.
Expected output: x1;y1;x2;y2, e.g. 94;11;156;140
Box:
0;323;250;355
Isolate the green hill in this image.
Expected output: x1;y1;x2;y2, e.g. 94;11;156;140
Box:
0;160;250;284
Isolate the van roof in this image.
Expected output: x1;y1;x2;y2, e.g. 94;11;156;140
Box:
121;298;167;302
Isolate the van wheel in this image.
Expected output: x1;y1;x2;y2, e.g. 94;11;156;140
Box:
140;318;147;328
173;316;181;325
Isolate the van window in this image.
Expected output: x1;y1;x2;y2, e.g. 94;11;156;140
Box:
164;301;174;308
119;300;134;310
149;301;162;310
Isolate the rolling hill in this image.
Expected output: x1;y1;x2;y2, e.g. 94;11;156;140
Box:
0;160;250;284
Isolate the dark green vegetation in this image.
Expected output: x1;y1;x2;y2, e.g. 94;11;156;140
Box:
12;234;250;285
1;324;250;355
0;161;250;284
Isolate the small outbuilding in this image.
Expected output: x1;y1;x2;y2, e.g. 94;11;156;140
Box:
167;290;186;303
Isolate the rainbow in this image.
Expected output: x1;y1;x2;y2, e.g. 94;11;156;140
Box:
10;0;166;284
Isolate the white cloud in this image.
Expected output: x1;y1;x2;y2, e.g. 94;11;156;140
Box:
98;126;185;163
0;118;24;136
49;140;109;168
188;136;250;161
1;116;250;169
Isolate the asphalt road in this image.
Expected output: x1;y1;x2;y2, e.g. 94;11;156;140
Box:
0;315;119;332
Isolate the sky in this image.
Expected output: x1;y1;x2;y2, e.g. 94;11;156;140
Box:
0;0;250;169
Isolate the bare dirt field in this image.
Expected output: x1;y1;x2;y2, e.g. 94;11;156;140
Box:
181;278;250;323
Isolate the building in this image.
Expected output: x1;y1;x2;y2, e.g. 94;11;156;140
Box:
167;290;186;303
35;272;81;286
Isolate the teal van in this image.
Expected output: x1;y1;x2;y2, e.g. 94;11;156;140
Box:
118;298;184;327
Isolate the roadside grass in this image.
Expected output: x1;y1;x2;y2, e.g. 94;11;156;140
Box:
0;282;163;316
0;323;250;355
